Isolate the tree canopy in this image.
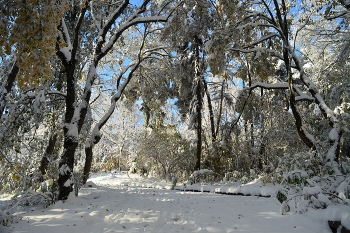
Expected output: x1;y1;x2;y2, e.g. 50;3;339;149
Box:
0;0;349;213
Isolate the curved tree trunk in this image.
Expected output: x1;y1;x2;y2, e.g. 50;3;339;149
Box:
82;56;143;184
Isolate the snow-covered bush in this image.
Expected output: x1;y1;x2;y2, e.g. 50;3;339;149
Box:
10;190;54;207
222;171;244;183
135;125;194;181
277;152;350;214
189;169;216;184
0;209;18;227
201;139;237;177
0;189;54;226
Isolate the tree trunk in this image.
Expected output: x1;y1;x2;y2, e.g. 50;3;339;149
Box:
271;0;318;153
39;134;58;179
215;80;225;138
203;78;216;143
0;63;19;119
285;48;317;151
83;146;93;184
57;137;78;200
57;63;77;200
56;1;171;200
82;57;142;184
195;78;202;171
194;37;202;171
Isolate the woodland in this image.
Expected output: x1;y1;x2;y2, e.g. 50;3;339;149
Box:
0;0;350;224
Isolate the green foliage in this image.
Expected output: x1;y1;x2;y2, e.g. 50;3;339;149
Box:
277;191;287;203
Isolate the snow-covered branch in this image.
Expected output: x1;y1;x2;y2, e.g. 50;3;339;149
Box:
45;90;67;98
97;0;129;39
293;86;314;102
249;33;280;46
100;16;168;58
230;47;284;60
291;50;337;124
250;82;289;90
57;18;73;62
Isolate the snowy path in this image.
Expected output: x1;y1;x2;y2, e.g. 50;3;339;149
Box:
0;174;331;233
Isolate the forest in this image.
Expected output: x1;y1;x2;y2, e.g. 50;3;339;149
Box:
0;0;350;227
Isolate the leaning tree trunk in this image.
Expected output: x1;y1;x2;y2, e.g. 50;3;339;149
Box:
270;0;319;153
0;62;18;120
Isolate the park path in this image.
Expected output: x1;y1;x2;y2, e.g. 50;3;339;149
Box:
1;174;330;233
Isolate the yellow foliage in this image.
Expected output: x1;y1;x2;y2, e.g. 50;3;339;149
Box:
46;179;54;185
14;164;21;171
11;173;21;181
1;0;68;89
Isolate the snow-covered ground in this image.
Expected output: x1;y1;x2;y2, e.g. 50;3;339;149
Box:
0;173;335;232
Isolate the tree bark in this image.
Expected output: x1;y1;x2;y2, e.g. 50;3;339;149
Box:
203;78;216;143
57;0;173;200
215;80;225;138
83;146;93;184
56;5;87;200
39;134;58;178
0;62;19;119
82;56;143;184
194;37;202;171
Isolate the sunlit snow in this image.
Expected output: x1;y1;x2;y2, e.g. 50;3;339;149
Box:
0;172;335;233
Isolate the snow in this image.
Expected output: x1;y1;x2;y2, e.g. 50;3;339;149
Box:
336;176;350;200
64;123;79;141
204;40;213;53
250;82;288;90
60;46;72;62
303;186;322;196
0;173;334;233
59;164;71;176
328;127;339;141
64;178;73;187
326;205;350;229
59;18;73;62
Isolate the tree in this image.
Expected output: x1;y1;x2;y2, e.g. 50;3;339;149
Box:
55;0;178;200
0;0;178;200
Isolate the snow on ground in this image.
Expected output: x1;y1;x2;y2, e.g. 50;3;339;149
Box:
0;172;332;233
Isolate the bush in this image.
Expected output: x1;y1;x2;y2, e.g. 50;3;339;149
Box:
0;189;54;226
135;125;194;180
277;152;349;214
189;169;216;184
